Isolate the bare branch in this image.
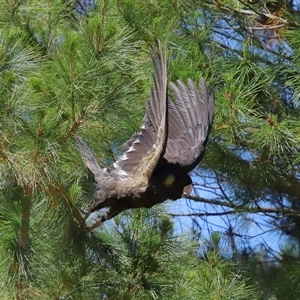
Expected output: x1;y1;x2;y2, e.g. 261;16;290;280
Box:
183;194;300;216
170;211;236;217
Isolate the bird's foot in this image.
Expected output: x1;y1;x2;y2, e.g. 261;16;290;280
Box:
78;207;91;220
86;214;107;231
86;219;103;231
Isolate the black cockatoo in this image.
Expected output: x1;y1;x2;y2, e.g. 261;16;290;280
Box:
76;43;214;228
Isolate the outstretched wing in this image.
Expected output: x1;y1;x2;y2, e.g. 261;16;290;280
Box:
111;42;168;180
164;78;214;173
75;136;111;184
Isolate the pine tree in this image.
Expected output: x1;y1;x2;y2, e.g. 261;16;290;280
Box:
4;0;300;298
0;0;255;299
117;0;300;298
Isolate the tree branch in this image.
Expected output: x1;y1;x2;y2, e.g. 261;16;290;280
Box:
181;194;300;217
170;211;236;217
210;1;291;26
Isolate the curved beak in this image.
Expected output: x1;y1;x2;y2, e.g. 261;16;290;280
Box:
183;184;193;196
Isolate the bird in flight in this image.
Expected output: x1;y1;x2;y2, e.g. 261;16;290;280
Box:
76;43;214;229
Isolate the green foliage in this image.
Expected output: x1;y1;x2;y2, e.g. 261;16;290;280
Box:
177;258;254;300
1;0;300;299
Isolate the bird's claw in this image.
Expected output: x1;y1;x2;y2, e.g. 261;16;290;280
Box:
86;215;105;231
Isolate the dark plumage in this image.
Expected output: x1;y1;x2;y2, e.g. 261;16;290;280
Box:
76;43;214;228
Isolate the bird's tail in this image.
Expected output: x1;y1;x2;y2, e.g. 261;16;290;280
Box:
75;136;108;181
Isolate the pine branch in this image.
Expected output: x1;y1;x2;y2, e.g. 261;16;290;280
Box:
45;182;85;227
59;117;83;144
208;1;293;26
174;194;300;217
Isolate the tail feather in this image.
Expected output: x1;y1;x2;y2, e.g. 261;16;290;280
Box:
75;136;109;182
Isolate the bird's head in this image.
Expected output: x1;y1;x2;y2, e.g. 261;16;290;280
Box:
162;171;192;199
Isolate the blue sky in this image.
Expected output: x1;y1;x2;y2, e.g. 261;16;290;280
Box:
167;173;286;257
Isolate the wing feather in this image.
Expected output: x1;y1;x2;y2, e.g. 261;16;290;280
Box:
176;80;196;126
111;42;168;180
164;77;214;172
